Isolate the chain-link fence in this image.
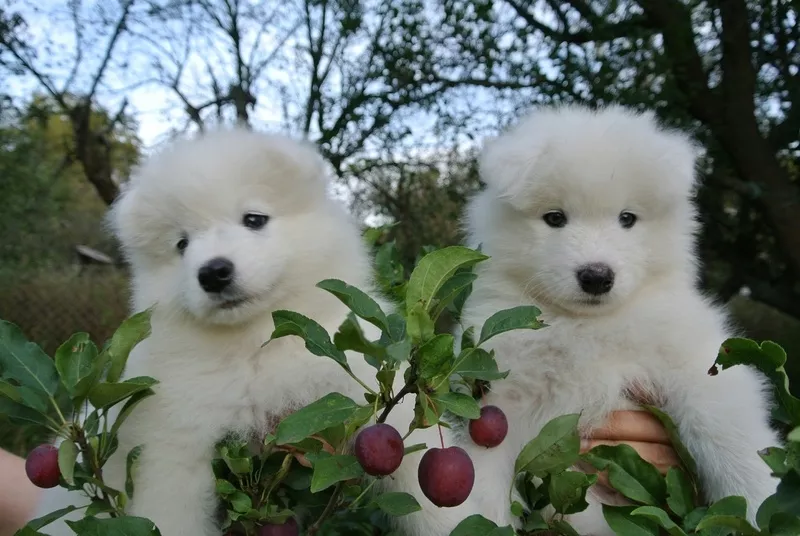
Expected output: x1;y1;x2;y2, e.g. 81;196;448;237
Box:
0;265;131;454
0;266;130;355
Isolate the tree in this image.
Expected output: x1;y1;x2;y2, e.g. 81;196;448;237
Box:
0;96;140;270
411;0;800;319
0;1;140;205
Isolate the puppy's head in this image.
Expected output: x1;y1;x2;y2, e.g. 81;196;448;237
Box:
469;104;701;314
109;128;363;326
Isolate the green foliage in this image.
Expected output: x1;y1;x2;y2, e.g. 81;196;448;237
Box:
3;242;799;536
1;310;155;533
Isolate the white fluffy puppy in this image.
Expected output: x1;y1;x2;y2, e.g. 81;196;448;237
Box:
31;129;415;535
448;105;780;532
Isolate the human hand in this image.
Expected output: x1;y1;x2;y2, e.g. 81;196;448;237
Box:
578;410;680;504
0;448;41;536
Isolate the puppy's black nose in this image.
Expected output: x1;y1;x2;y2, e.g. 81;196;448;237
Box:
576;263;615;295
198;257;235;293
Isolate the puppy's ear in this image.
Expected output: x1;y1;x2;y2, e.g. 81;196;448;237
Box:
258;135;329;190
478;128;548;210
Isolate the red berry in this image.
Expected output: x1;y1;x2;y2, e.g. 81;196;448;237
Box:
469;405;508;448
417;446;475;507
258;518;298;536
354;423;404;476
25;444;60;489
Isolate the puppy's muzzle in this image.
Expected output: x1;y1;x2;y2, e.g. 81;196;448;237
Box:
576;263;614;295
198;257;235;293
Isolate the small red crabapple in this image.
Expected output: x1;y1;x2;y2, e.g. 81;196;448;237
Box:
354;423;404;476
417;446;475;507
25;444;61;489
469;405;508;448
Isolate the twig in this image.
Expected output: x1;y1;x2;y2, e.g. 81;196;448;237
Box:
377;382;417;424
306;482;343;535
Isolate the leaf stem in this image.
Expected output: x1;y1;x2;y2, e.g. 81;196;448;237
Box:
348;478;377;510
377;382;417;424
307;482;343;535
346;368;378;396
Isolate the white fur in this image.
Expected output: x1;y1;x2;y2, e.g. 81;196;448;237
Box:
401;105;781;534
31;128;427;535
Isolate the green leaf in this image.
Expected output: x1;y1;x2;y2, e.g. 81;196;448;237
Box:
453;348;509;381
102;310;152;384
126;445;143;498
219;446;252;475
0;379;48;413
310;454;364;492
431;271;478;320
317;279;389;331
699;496;748;536
550;520;581;536
478;305;545;345
417;334;455;380
25;506;84;530
712;338;800;425
405;246;489;314
58;440;78;486
521;511;548;531
333;314;387;364
14;527;46;536
85;500;115;516
372;492;422;516
269;310;348;368
683;507;708;532
460;326;476;351
385;335;412;364
228;491;252;513
514;413;581;476
449;514;500;536
666;468;695;518
407;302;435;343
642;405;700;483
0;320;61;399
695;515;760;535
275;393;362;445
215;479;237;496
411;392;440;430
487;528;515;536
584;444;667;505
631;506;688;535
759;447;788;477
788;427;800;442
602;505;660;536
548;470;597;515
65;517;161;536
773;472;800;524
54;333;99;401
0;397;54;428
706;495;748;518
769;513;800;536
88;376;158;409
430;392;481;419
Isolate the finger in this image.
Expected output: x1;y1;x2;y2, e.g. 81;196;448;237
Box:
580;439;680;474
587;411;671;445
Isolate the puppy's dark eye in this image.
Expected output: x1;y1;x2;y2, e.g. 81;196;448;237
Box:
176;236;189;253
543;210;568;228
242;213;270;230
619;211;638;229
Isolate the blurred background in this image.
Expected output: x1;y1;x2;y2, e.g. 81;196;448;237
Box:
0;0;798;456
